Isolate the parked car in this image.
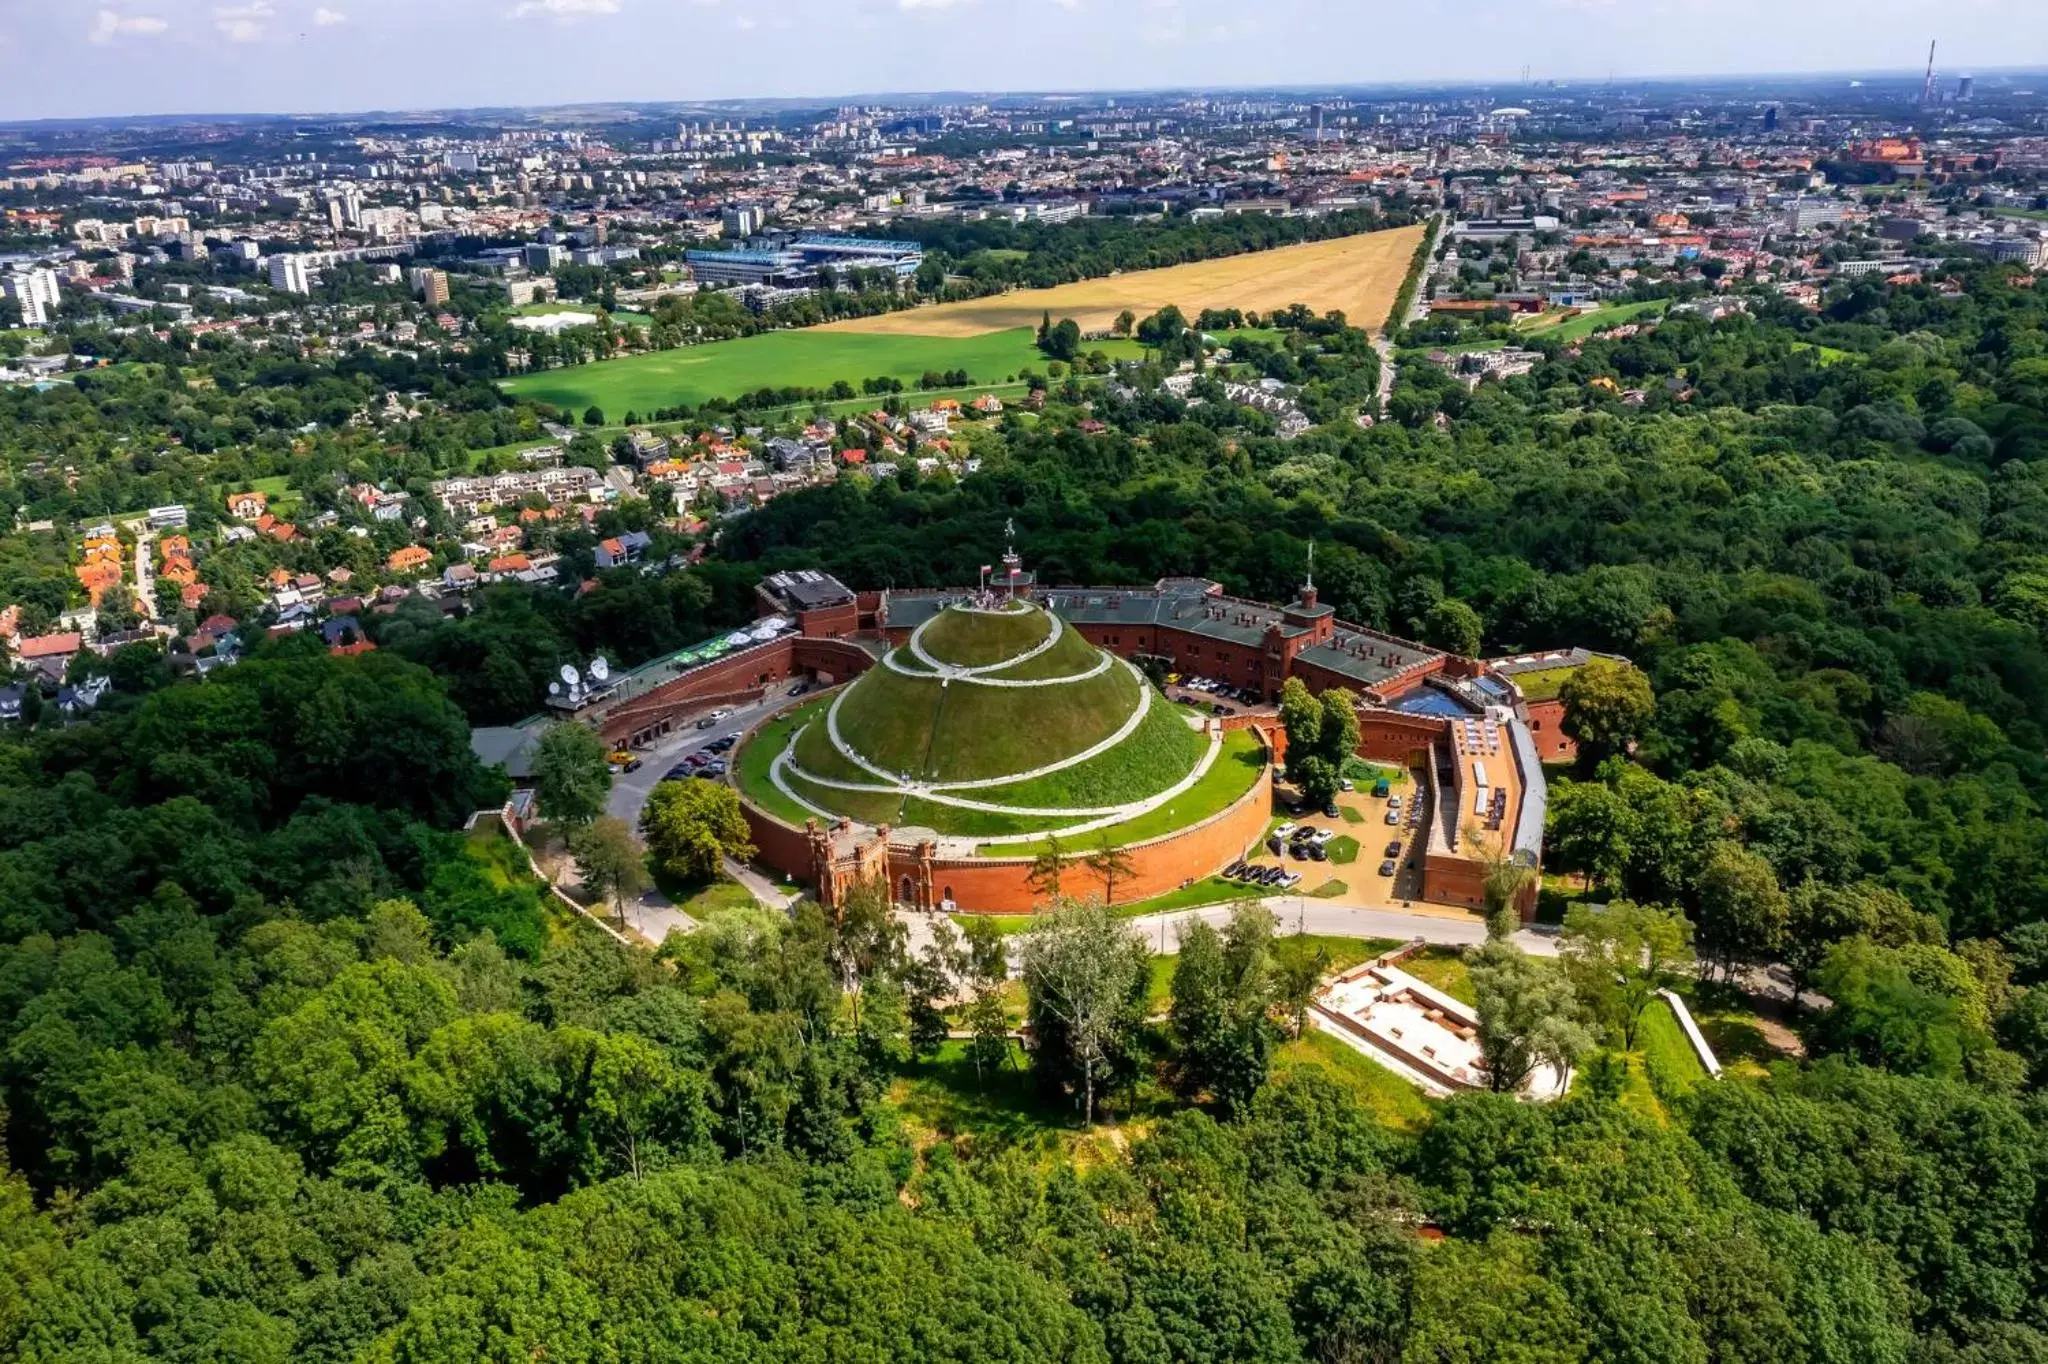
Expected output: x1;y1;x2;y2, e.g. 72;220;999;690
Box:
1224;860;1247;879
1386;809;1401;825
1372;780;1392;799
1384;841;1402;859
701;760;728;777
787;682;809;697
1378;859;1398;877
696;717;717;730
1272;823;1297;841
1263;867;1287;886
1277;871;1302;889
1308;843;1328;862
664;765;693;781
1323;801;1340;819
1268;836;1286;858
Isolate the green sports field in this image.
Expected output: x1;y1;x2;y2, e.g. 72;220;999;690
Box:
503;326;1139;413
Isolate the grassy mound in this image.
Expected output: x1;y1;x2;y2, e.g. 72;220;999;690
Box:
980;619;1104;681
833;646;1142;783
916;604;1050;667
966;702;1207;808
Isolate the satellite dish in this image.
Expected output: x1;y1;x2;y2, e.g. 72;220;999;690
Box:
548;681;561;696
559;663;580;687
589;657;610;683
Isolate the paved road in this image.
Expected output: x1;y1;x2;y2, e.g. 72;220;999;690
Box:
133;529;157;620
605;690;793;830
595;690;804;942
896;897;1558;979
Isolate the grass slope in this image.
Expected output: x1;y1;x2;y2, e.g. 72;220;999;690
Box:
833;648;1141;783
989;727;1267;856
967;700;1205;809
917;604;1051;667
503;326;1116;414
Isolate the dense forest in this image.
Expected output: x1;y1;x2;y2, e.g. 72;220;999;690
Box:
9;248;2048;1360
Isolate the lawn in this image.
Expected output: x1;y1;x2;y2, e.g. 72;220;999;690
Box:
1308;878;1349;899
1398;946;1475;1005
985;727;1268;857
827;225;1427;339
1518;298;1669;343
504;325;1114;415
1277;1029;1436;1132
890;1041;1078;1156
664;876;759;918
1506;666;1577;703
732;698;832;826
1790;341;1857;366
1327;835;1359;865
513;301;654;327
1636;996;1710;1098
1147;932;1400;1014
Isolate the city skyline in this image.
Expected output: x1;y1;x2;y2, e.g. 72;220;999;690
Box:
4;0;2046;123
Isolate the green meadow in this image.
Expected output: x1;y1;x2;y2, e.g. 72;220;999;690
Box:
504;326;1140;414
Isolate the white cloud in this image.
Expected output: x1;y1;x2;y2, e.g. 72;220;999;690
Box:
89;9;169;43
899;0;969;9
510;0;622;19
214;1;275;42
733;13;757;27
313;7;348;24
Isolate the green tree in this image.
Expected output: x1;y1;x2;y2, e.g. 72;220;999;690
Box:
1559;899;1695;1048
1694;842;1788;982
1083;835;1136;904
1469;940;1593;1094
1559;656;1656;765
639;778;755;885
1422;597;1484;657
1019;898;1147;1125
1025;833;1069;901
1168;903;1280;1115
531;722;611;826
570;815;649;930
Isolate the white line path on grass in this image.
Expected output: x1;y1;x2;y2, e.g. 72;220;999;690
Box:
770;723;1228;846
823;656;1160;791
906;605;1069;679
880;644;1114;687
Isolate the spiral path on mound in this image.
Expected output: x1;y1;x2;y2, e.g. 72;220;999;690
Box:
767;601;1221;842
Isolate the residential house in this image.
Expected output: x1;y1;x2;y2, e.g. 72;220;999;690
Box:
387;545;433;574
443;563;480;591
226;490;268;519
16;632;80;684
594;530;652;569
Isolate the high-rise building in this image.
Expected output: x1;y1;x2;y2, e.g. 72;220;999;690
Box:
268;254;314;294
1763;105;1779;132
409;267;451;306
522;242;566;273
1;268;62;327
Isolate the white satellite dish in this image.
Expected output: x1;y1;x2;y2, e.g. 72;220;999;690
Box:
548;681;561;696
726;632;751;647
589;657;610;683
559;663;580;687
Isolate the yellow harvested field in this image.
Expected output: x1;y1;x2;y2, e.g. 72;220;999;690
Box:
822;224;1426;339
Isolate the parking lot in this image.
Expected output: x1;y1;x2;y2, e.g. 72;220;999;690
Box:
1219;763;1431;904
1164;674;1274;719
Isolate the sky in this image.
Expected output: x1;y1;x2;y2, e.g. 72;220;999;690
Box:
0;0;2044;122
